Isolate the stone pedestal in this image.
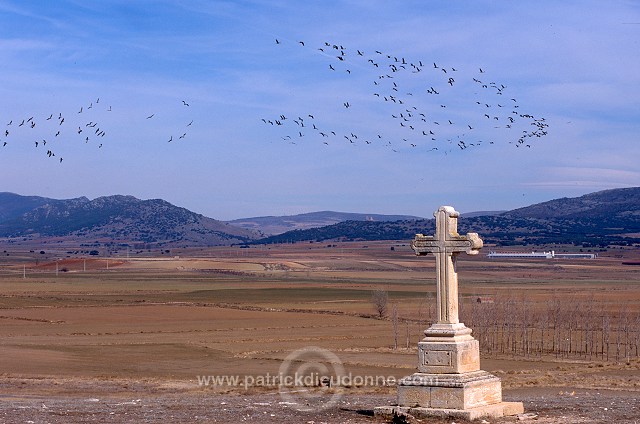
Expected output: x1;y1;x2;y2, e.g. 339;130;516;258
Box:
375;323;524;420
418;323;479;374
397;371;503;410
374;401;524;421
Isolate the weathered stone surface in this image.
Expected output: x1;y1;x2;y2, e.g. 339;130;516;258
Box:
375;402;525;421
463;378;502;408
411;206;482;325
397;385;430;408
397;371;502;410
517;411;539;420
418;338;480;374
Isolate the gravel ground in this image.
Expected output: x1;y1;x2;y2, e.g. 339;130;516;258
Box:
0;378;638;423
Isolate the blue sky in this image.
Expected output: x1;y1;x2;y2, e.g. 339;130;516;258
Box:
1;1;639;220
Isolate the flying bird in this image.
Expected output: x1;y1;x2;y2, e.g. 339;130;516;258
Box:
261;37;549;154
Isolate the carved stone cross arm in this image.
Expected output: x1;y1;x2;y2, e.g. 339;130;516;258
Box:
411;206;483;256
412;232;483;256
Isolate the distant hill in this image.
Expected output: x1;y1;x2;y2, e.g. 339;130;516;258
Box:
226;211;423;236
0;193;258;247
0;192;53;223
3;187;640;249
503;187;640;219
255;188;640;247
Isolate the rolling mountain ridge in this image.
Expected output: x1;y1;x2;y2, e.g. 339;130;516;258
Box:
504;187;640;219
0;194;257;247
0;192;53;223
1;187;639;247
226;211;423;236
256;188;640;247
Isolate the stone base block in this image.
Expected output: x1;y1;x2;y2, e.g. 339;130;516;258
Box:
418;337;480;374
397;370;502;410
374;401;524;421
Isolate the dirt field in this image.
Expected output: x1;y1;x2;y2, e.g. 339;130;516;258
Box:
0;241;639;422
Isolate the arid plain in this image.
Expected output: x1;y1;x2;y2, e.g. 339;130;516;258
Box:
0;241;639;422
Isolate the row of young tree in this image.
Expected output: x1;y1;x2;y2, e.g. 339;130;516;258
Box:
458;294;640;362
375;290;640;362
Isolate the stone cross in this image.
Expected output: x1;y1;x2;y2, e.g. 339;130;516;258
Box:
374;205;524;420
412;206;482;325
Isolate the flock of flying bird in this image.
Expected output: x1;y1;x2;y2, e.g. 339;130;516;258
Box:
1;98;111;163
1;99;193;163
146;100;194;143
262;38;549;153
2;37;549;162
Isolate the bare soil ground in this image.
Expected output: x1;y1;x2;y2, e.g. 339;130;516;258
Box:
0;241;639;423
0;377;638;423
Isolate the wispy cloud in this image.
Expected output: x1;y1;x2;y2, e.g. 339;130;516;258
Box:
0;0;639;219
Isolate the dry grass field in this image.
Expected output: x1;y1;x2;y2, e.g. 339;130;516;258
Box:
0;241;639;422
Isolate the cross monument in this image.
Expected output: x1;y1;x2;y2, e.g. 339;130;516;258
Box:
412;205;482;327
375;206;524;420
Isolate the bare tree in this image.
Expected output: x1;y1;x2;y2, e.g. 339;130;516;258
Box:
391;304;399;350
584;295;596;360
372;288;389;319
633;313;640;358
603;314;611;361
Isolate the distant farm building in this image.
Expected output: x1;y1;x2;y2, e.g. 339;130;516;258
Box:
487;250;596;259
